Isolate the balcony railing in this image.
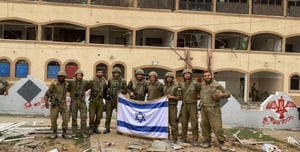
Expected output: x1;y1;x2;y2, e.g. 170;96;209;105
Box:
138;0;174;9
216;2;249;14
92;0;133;7
252;3;283;16
42;0;87;4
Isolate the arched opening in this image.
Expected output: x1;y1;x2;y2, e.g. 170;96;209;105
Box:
136;28;174;47
15;60;29;78
251;33;282;52
177;30;211;48
113;64;126;78
0;20;37;40
286;36;300;53
96;63;108;79
215;32;249;50
0;59;10;77
65;62;78;79
47;61;60;78
290;75;300;90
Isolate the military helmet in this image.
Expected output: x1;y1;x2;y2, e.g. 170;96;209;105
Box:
112;67;122;73
135;68;144;75
164;72;174;78
74;69;84;76
57;70;66;77
148;71;158;77
182;69;192;75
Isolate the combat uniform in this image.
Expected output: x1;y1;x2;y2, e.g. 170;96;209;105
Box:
69;70;90;137
0;78;9;95
88;76;106;134
44;71;70;139
104;67;127;133
127;69;147;101
163;72;181;142
147;71;163;101
200;79;230;149
180;69;200;145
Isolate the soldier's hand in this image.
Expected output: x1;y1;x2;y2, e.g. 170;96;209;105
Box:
51;79;57;85
129;92;135;97
3;91;8;96
45;103;49;109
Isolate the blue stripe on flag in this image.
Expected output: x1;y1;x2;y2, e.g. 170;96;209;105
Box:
117;120;168;133
119;97;168;109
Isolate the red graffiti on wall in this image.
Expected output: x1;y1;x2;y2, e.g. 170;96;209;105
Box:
262;96;297;125
24;97;46;109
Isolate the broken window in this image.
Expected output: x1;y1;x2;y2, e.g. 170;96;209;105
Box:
65;62;78;79
215;32;249;50
0;59;10;77
251;34;282;52
42;0;87;4
136;28;174;47
286;36;300;53
290;75;300;90
0;20;37;40
216;0;249;14
15;60;29;78
91;0;132;7
252;0;283;16
96;63;108;79
90;26;132;45
179;0;212;11
113;64;125;78
42;23;86;43
177;30;211;48
287;0;300;17
138;0;175;9
47;61;60;79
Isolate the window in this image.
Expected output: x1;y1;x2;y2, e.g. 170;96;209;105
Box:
254;0;282;5
15;60;28;78
47;61;60;78
65;62;78;79
291;75;299;90
0;59;10;77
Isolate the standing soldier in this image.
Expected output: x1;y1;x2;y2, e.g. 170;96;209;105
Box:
69;70;90;138
147;71;163;100
104;67;127;134
44;71;70;139
163;72;181;143
88;68;106;135
200;70;230;151
180;69;200;146
0;78;9;96
127;68;148;101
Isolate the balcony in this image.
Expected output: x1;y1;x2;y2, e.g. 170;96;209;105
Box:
216;1;249;14
92;0;132;7
252;1;283;16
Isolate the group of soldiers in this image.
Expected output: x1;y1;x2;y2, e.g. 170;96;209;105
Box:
44;67;230;151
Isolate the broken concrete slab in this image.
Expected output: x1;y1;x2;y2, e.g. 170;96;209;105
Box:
147;140;171;152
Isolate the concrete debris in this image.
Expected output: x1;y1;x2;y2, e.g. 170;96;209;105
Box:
147;140;170;152
48;148;59;152
287;136;300;147
262;143;281;152
11;140;45;152
127;140;148;151
83;144;98;152
2;136;35;143
171;144;183;150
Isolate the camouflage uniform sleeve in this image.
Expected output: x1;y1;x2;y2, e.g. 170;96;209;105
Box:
215;82;230;98
127;80;134;93
121;79;127;94
44;84;55;104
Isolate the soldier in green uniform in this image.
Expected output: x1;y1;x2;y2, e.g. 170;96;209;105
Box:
147;71;163;101
127;68;148;101
69;70;90;138
200;70;230;151
180;69;200;146
0;78;9;96
44;71;70;139
88;68;106;135
104;67;127;134
163;72;181;143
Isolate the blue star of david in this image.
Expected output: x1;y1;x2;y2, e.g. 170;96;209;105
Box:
135;112;146;123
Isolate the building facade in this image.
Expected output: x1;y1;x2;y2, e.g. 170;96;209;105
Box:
1;0;300;104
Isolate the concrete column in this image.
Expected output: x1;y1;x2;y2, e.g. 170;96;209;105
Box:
211;33;215;49
249;0;253;15
212;0;217;12
86;27;90;44
282;36;286;53
174;0;179;11
132;30;136;47
37;24;42;42
134;0;138;8
283;0;287;17
173;31;178;48
245;73;249;103
87;0;91;5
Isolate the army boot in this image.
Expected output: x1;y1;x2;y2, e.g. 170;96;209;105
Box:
192;139;199;147
62;129;68;139
103;128;110;134
50;129;57;139
200;141;211;148
219;141;227;151
93;126;100;134
89;127;94;135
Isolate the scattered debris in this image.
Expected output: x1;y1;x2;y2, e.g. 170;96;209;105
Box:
127;140;148;151
233;130;274;145
147;140;170;151
287;136;300;149
262;143;281;152
82;144;98;152
11;139;45;152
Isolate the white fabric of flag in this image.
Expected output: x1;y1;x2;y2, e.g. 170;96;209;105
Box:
117;95;169;139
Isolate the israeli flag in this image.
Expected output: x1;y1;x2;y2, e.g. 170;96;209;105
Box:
117;95;169;139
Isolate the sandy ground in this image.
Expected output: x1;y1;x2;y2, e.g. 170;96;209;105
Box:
0;114;300;152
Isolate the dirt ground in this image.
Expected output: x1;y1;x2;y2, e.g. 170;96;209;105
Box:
0;114;300;152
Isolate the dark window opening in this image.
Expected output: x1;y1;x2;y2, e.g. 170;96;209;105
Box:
291;75;299;90
47;61;60;79
90;26;132;45
0;20;37;40
0;59;10;77
15;60;28;78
